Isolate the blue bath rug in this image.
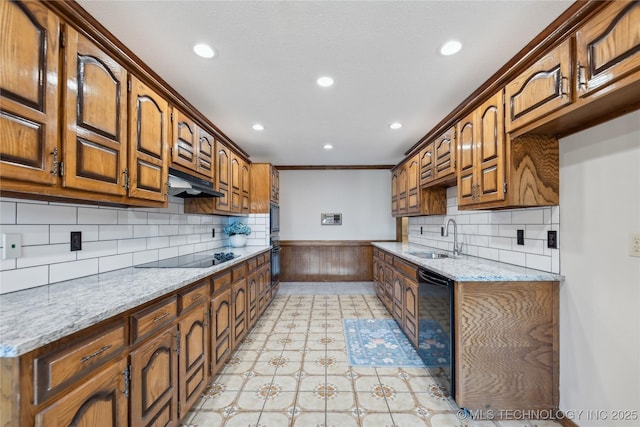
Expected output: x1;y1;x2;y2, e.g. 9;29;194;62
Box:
343;319;449;368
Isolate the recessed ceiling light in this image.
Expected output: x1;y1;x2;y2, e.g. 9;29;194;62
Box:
193;43;215;59
252;123;264;131
440;40;462;56
317;76;334;87
323;144;333;150
389;122;402;130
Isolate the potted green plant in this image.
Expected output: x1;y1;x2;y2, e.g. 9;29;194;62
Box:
224;221;252;247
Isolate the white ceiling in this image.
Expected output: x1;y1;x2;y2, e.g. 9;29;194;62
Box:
77;0;573;166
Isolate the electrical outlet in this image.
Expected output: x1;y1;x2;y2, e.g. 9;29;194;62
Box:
420;226;423;235
70;231;82;251
2;233;22;259
517;229;525;245
630;232;640;257
441;227;445;237
212;228;215;238
547;230;558;249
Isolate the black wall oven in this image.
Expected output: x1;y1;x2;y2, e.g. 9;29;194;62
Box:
269;202;280;234
270;236;280;290
417;267;455;400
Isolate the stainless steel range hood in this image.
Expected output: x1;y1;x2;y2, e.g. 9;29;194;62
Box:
167;168;223;198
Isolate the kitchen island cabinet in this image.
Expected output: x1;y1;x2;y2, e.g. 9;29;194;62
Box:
372;243;560;417
0;246;271;427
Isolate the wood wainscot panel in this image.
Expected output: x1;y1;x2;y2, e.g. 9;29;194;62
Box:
280;240;391;282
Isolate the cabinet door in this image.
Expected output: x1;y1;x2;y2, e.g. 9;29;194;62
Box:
392;275;403;323
406;154;420;215
457;111;476;207
270;167;279;204
130;325;179;427
211;288;231;374
171;108;197;171
247;272;259;329
197;127;214;180
178;303;209;418
1;0;60;185
391;169;399;216
434;127;456;180
34;357;128;427
403;278;419;347
576;1;640;99
231;278;247;349
241;160;251;214
127;76;169;202
230;153;242;213
397;166;408;215
215;141;230;212
476;91;506;204
419;142;434;186
505;38;572;132
63;27;127;196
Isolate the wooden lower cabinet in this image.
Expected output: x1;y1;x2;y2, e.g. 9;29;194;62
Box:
178;302;209;417
247;271;259;330
373;248;559;414
455;281;559;412
231;278;248;349
34;357;129;427
130;325;179;427
210;288;232;375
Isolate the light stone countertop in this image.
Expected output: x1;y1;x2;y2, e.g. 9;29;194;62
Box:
0;246;270;358
372;242;564;282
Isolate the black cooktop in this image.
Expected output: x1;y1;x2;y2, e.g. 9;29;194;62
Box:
135;251;236;268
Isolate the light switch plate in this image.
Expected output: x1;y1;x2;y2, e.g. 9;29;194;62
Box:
630;232;640;257
2;233;22;259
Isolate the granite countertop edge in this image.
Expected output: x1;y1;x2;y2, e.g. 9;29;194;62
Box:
0;246;271;358
372;242;564;282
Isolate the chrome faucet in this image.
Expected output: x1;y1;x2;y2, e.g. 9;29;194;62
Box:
444;218;463;256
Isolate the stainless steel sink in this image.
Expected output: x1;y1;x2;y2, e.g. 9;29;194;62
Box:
407;251;450;259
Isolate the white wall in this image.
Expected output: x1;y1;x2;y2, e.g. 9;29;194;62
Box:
559;111;640;425
279;169;396;241
0;196;268;294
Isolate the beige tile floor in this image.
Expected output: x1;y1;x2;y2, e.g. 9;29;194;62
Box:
181;282;561;427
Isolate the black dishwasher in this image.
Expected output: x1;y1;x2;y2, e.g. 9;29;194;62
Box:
417;268;455;400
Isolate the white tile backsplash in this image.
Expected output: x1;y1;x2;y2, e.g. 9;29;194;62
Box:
0;196;270;294
409;186;559;274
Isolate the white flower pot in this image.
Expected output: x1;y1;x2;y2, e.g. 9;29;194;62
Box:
229;234;247;248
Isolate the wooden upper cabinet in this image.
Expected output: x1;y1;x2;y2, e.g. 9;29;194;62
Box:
505;38;572;133
457;110;476;207
419;142;434;186
171;109;197;171
170;108;214;181
476;92;506;204
230;153;242;213
457;91;505;208
270;167;279;204
250;163;276;213
391;169;399;216
62;27;127;196
433;127;456;181
406;154;420;215
241;160;250;214
127;76;169;203
215;140;230;212
197;127;214;180
397;166;408;215
0;0;60;185
576;1;640;99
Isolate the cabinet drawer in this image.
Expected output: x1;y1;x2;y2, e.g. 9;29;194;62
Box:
394;257;418;278
130;297;177;344
180;281;208;312
384;252;393;263
34;320;126;404
212;270;232;294
232;262;247;280
247;257;258;272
